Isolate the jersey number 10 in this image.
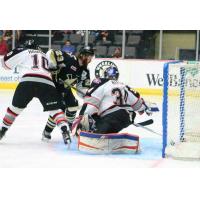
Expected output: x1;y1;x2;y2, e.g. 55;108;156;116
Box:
32;54;49;70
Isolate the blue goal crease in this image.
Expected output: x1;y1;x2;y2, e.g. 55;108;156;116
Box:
54;137;162;160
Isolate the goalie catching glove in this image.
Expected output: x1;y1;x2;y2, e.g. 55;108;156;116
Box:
137;99;153;116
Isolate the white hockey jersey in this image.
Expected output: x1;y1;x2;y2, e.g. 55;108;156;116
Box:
80;78;147;117
2;48;52;80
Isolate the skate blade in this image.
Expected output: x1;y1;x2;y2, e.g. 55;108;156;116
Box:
67;143;71;150
41;137;51;142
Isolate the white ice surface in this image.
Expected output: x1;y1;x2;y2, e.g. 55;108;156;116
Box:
0;90;200;168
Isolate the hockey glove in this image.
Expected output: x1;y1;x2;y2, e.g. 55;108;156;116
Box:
144;106;153;116
138;99;153;116
143;101;153;116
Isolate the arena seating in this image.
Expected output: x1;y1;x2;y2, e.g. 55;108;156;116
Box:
22;30;146;58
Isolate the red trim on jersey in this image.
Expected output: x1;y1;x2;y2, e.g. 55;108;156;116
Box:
131;98;144;111
131;98;139;108
22;73;52;81
7;108;18;117
99;105;117;116
52;112;64;120
3;60;12;70
3;117;13;125
84;95;100;102
83;102;99;110
56;118;67;125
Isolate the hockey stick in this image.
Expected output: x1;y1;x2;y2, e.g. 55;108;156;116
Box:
134;122;175;145
68;83;85;96
59;78;86;96
135;119;154;126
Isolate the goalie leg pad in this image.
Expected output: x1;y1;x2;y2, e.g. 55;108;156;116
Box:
78;131;140;154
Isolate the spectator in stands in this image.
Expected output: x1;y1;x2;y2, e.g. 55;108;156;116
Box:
3;30;12;51
96;30;114;45
63;30;75;35
112;47;121;58
16;30;26;45
61;40;75;55
16;30;22;42
90;30;100;39
0;35;8;55
76;30;85;37
52;30;64;41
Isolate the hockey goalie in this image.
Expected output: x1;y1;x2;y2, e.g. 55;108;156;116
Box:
72;66;154;154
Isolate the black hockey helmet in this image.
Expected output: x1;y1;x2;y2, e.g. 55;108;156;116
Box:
79;46;95;56
23;39;40;50
104;66;119;80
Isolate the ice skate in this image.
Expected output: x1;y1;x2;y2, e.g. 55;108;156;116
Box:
61;126;71;145
42;130;51;142
0;127;8;140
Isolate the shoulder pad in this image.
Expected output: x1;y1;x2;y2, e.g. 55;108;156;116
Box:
126;86;140;98
64;52;77;60
91;78;108;87
4;48;26;61
92;78;102;85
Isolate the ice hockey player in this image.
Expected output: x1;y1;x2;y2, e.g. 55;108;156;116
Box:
71;66;154;153
72;66;153;136
0;39;71;145
42;46;95;141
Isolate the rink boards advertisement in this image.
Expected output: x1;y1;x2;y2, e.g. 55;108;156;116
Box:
0;56;167;95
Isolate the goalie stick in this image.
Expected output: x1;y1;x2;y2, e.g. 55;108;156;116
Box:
134;121;176;145
135;119;154;126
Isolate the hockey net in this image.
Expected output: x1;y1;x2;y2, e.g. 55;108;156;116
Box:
162;61;200;160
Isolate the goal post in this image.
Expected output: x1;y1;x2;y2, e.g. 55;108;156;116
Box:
162;61;200;160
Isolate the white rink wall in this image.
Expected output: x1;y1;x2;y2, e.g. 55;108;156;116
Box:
89;58;167;93
0;55;167;95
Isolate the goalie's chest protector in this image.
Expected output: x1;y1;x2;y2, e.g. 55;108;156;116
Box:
92;80;128;114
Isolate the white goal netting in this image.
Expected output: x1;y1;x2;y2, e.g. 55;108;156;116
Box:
163;61;200;160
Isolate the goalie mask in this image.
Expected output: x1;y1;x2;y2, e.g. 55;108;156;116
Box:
104;66;119;80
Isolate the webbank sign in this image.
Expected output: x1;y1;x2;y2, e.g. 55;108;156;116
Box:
146;74;164;86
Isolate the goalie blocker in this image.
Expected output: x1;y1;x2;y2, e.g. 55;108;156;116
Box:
78;131;140;154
